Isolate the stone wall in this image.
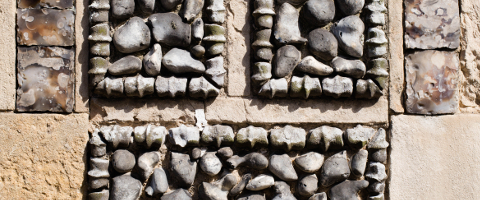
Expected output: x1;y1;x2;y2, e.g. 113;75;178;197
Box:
0;0;479;199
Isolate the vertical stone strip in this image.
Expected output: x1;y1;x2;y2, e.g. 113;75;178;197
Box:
0;1;16;111
75;0;90;112
388;0;404;113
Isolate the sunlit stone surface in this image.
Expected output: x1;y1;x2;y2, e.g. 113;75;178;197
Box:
16;47;74;113
17;9;75;46
18;0;74;9
405;50;459;114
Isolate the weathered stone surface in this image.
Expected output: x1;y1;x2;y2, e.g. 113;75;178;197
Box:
405;50;459;114
161;189;192;200
199;152;223;176
17;9;74;46
199;174;237;200
192;18;204;41
390;115;480;199
365;0;386;25
88;158;109;179
145;168;168;196
155;76;188;98
90;42;110;56
112;0;134;19
18;0;74;8
351;149;368;177
331;16;364;58
148;13;191;48
124;75;155;97
94;77;123;98
294;152;324;173
253;0;274;29
297;56;334;76
368;181;385;194
270;125;306;152
273;3;307;44
345;125;375;149
258;78;289;98
405;0;460;49
171;152;198;188
206;0;226;23
246;174;275;191
138;0;156;13
307;126;345;151
303;0;335;27
230;173;252;196
113;17;151;54
355;79;383;99
366;58;389;90
112;150;135;173
297;174;318;196
388;0;404;113
236;126;269;148
90;130;107;157
290;75;322;99
191;147;206;160
272;181;296;200
336;0;364;15
99;125;133;149
329;180;369;200
205;56;226;87
370;148;387;163
238;192;266;200
169;125;200;148
331;56;366;79
205;97;248;124
89;190;109;200
309;193;327;200
365;162;387;182
143;44;162;76
88;23;111;42
269;154;298;181
203;24;226;56
226;152;269;170
108;56;142;76
369;193;384;200
138;151;161;181
163;48;205;74
322;75;353;98
0;0;16;111
181;0;205;22
217;147;233;160
161;0;183;11
16;47;74;113
189;77;219;99
111;174;142;200
191;45;206;58
320;151;350;187
368;128;389;149
366;28;387;57
202;125;234;148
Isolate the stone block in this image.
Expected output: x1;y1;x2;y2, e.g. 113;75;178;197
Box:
404;0;460;49
17;9;75;46
205;97;247;124
390;114;480;200
18;0;74;9
75;0;91;112
388;0;404;113
405;50;459;114
0;0;16;111
16;46;75;113
0;113;89;199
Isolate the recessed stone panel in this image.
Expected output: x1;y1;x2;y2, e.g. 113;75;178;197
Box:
16;46;75;113
405;50;459;114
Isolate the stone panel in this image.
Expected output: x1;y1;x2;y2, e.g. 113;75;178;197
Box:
390;115;480;200
0;0;16;111
75;0;90;112
388;0;405;113
0;113;89;199
18;0;74;9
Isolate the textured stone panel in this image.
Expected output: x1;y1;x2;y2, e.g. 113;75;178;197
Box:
17;47;75;113
404;0;460;49
388;0;405;113
75;0;90;112
17;9;75;46
390;114;480;200
405;50;459;114
18;0;74;9
0;0;16;110
0;113;89;199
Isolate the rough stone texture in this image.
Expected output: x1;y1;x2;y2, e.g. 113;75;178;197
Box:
405;50;459;114
205;97;247;123
388;0;404;113
459;0;480;113
18;0;74;9
75;0;89;112
17;47;74;113
0;113;89;199
17;9;74;46
227;0;251;96
0;0;17;110
404;0;460;49
390;115;480;200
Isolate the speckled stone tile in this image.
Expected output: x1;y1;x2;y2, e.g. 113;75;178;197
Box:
405;50;459;114
18;0;74;9
17;9;75;46
16;46;75;113
404;0;460;49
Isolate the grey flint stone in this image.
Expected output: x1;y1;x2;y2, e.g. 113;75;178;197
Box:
90;42;110;56
255;48;274;61
328;180;369;200
336;0;364;15
251;62;272;84
308;28;338;61
138;151;161;181
199;174;237;200
192;18;204;41
191;45;206;58
108;56;142;76
345;125;376;149
191;147;206;160
148;13;191;48
238;192;266;200
89;129;106;157
365;162;387;182
199;152;223;176
297;56;334;76
206;0;226;23
230;173;252;196
181;0;204;22
365;0;386;25
94;76;122;96
308;193;327;200
351;149;368;177
226;152;269;170
160;0;183;11
253;0;275;29
290;75;322;99
163;48;205;74
355;79;383;99
258;78;289;98
89;57;109;87
143;44;162;76
272;181;296;200
307;125;344;152
169;125;200;148
90;178;109;190
366;28;388;57
217;147;234;160
124;75;155;98
203;24;226;56
274;3;307;44
161;189;192;200
294;152;324;173
113;17;151;54
246;174;275;191
111;174;142;200
89;23;111;42
155;76;188;98
367;58;389;90
270;125;306;152
171;152;197;188
100;125;133;149
320;151;350;187
269;154;298;181
370;148;387;163
322;75;353;98
205;56;226;87
331;56;366;79
112;150;136;173
331;16;364;58
368;181;385;193
189;77;220;99
112;0;134;19
145;125;167;149
236;126;269;149
304;0;335;27
88;158;109;178
253;29;274;49
138;0;155;13
89;190;109;200
369;193;384;200
297;174;318;196
145;168;169;196
201;125;234;148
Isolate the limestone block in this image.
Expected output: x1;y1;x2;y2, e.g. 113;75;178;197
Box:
388;0;404;113
17;9;74;46
0;0;16;111
0;113;89;199
75;0;90;112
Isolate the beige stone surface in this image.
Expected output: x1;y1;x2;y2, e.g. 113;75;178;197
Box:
226;0;251;97
390;114;480;200
0;113;89;200
205;97;247;123
459;0;480;113
0;0;16;111
388;0;404;113
90;98;204;123
75;0;90;112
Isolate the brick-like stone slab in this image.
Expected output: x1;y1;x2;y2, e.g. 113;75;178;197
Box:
75;0;90;112
0;113;89;199
390;115;480;200
0;0;16;111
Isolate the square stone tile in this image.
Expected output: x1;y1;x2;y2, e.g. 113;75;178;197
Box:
18;0;74;9
17;9;75;46
404;0;460;49
16;47;75;113
405;50;459;114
